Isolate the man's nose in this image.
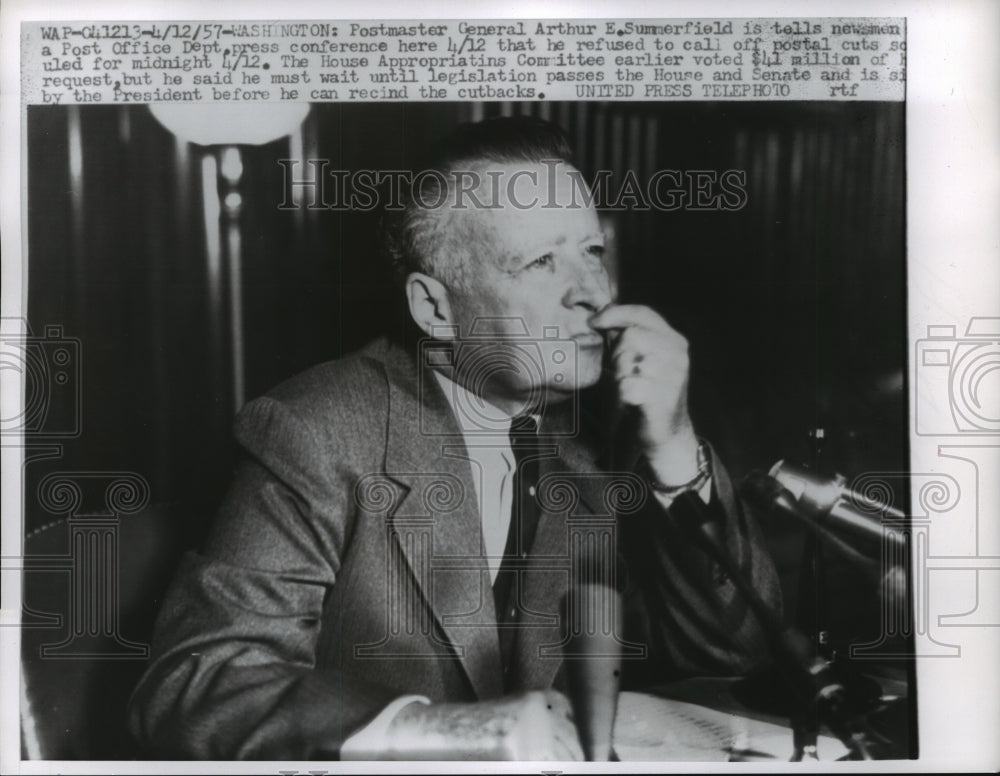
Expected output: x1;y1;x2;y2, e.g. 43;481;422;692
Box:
562;258;612;312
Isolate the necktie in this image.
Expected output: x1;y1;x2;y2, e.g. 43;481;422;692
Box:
494;414;541;681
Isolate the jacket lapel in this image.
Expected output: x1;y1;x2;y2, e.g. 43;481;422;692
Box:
374;343;630;696
508;410;613;691
379;344;503;700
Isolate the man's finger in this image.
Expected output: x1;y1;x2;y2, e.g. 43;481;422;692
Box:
609;330;687;370
543;690;574;720
547;733;582;761
610;345;688;384
617;374;671;406
613;355;686;384
549;720;585;761
541;691;584;760
589;303;675;334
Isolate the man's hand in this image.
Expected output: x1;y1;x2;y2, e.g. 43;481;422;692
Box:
379;690;584;760
588;304;701;485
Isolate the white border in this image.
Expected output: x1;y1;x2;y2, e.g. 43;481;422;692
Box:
2;0;999;773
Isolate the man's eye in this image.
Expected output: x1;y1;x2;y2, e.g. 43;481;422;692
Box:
528;253;555;269
587;244;606;257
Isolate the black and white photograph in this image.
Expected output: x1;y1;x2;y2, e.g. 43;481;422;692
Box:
1;3;998;772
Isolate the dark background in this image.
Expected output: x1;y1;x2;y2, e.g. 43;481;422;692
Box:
21;100;909;758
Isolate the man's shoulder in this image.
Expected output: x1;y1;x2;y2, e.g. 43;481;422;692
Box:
269;338;390;396
242;337;414;428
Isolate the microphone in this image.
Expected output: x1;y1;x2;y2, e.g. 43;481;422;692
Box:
563;580;622;761
740;465;909;604
768;461;906;550
741;462;906;556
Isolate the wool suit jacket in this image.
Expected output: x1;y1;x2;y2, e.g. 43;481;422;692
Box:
128;337;781;759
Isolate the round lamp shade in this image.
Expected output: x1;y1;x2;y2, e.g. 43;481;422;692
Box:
148;103;311;146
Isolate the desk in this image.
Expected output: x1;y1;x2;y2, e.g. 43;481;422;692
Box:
614;673;909;761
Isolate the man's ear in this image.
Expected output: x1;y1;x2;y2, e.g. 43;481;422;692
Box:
405;272;455;339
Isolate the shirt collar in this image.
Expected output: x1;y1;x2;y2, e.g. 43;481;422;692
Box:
432;369;514;437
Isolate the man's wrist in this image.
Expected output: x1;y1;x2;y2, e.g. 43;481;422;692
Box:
647;434;707;488
646;439;712;505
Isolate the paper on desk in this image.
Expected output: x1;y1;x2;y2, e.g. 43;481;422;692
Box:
613;691;850;762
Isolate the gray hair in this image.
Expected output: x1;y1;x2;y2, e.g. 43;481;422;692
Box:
381;116;575;290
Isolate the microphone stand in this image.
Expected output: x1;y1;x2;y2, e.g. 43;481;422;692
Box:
669;490;877;760
791;427;827;760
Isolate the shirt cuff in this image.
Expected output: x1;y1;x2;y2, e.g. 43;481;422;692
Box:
340;695;431;760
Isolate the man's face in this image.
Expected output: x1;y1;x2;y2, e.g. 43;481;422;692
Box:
444;161;613;409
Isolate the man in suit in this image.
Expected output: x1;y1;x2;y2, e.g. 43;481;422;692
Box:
128;116;781;760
